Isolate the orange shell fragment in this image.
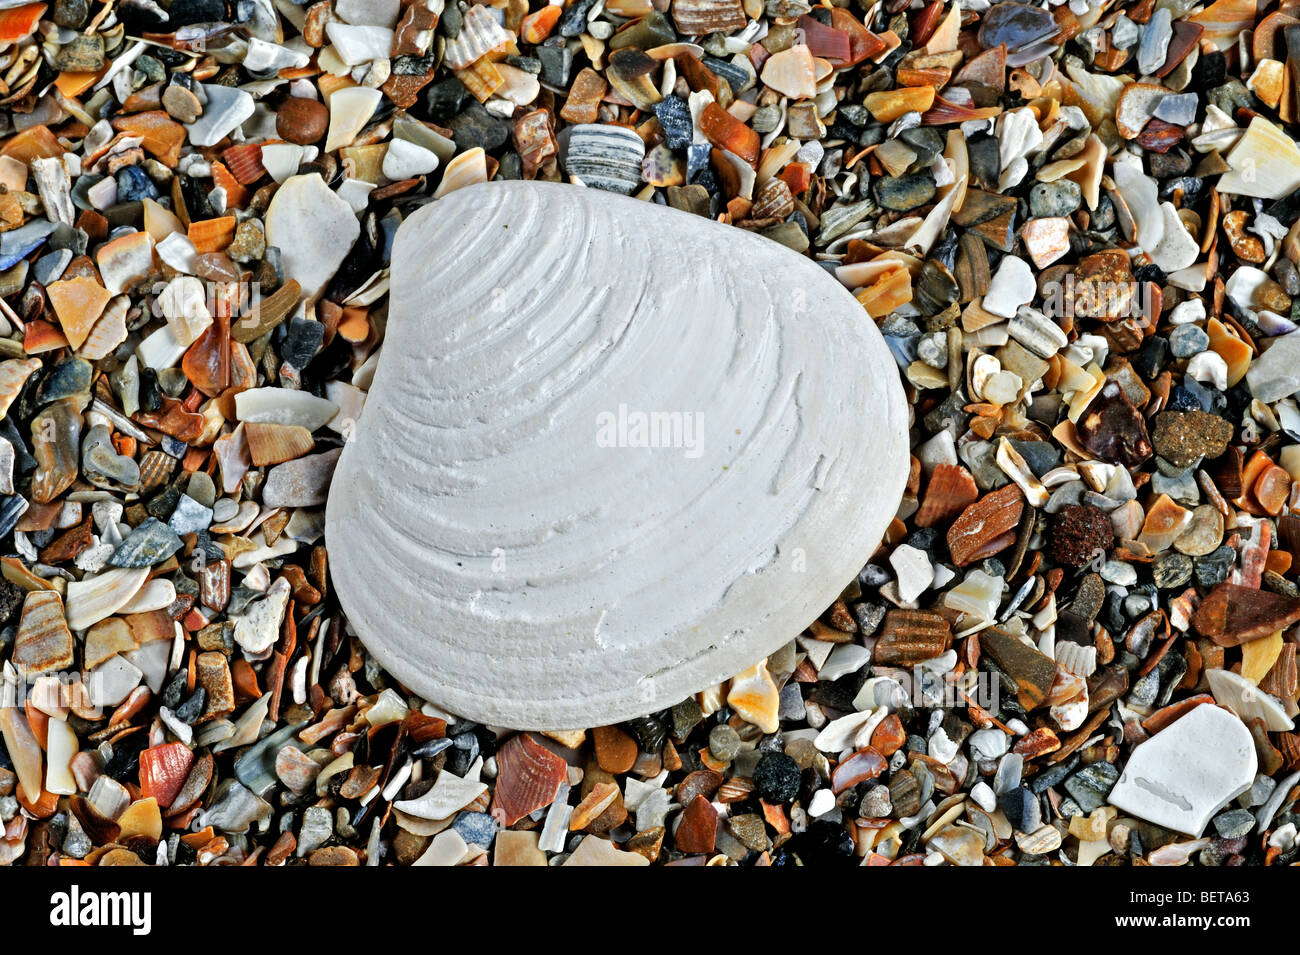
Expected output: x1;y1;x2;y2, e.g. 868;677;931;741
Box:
698;102;759;164
0;2;45;43
187;216;237;254
111;111;188;167
0;126;63;164
46;276;113;351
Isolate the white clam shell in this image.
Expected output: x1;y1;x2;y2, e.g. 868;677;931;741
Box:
325;181;908;728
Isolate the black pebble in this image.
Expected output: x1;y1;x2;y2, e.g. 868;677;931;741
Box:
754;752;801;803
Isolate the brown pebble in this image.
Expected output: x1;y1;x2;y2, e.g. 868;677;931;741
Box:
162;84;203;123
276;96;330;145
1076;381;1152;468
266;830;297;866
624;826;665;861
97;847;146;866
1049;504;1114;568
592;724;638;774
676;768;722;805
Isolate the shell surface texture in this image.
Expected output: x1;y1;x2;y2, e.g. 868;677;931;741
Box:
326;180;908;728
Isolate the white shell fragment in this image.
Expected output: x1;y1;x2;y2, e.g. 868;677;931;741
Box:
1218;116;1300;199
326;181;910;729
1207;667;1296;732
1149;202;1199;272
324;87;383;153
442;4;512;71
265;173;361;299
325;23;395;66
65;566;150;630
185;84;255;148
236;387;339;430
1107;704;1257;835
982;255;1036;319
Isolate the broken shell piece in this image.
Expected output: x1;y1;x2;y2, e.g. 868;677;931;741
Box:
671;0;746;34
265;174;360;299
1107;703;1256;836
1021;217;1070;268
1136;494;1193;552
324;86;382;153
864;87;935;123
433;146;488;199
45;718;77;795
394;764;487;820
1207;667;1295;731
0;358;40;419
1218;116;1300;199
96;232;154;295
158;276;214;348
236;388;338;430
246;422;315;466
232;577;291;654
982;255;1035;319
1247;59;1286;110
30;156;74;226
77;297;130;362
1188;0;1259;50
442;4;512;71
1115;83;1167;139
185;84;255;148
761;45;817;100
997;107;1042;191
1149;202;1200;272
726;659;780;733
0;708;42;802
325;23;395;66
66;566;150;631
46;276;112;351
261;143;306;183
996;437;1048;506
1112;162;1164;252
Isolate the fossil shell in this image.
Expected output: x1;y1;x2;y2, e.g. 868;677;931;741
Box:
326;181;908;729
874;609;952;665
